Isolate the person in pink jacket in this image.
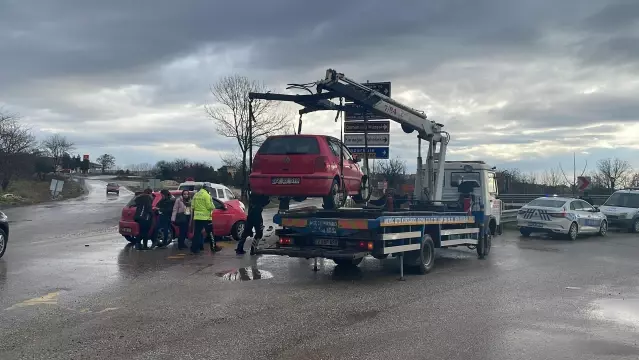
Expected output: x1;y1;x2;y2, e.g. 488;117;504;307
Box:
171;190;192;250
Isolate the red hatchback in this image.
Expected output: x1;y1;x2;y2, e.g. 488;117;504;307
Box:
118;191;247;244
249;135;369;209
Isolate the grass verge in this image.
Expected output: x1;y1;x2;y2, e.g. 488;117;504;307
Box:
0;178;85;206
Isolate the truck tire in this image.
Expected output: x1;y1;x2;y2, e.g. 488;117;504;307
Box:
477;233;492;257
333;257;363;267
406;234;435;274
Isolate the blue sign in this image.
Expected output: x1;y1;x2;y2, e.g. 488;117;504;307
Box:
348;147;389;159
308;219;338;235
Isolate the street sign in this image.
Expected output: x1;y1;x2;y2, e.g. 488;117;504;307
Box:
348;146;390;159
343;134;390;146
344;104;387;121
377;181;388;190
344;82;391;101
577;176;591;191
344;121;390;134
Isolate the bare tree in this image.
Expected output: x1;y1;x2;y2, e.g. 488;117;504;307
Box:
379;158;407;189
41;134;75;169
630;172;639;188
559;153;587;196
596;158;632;191
220;151;243;170
205;75;290;196
96;154;116;174
541;167;563;187
0;111;36;190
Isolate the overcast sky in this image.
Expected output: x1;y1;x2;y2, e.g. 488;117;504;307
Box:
1;0;638;175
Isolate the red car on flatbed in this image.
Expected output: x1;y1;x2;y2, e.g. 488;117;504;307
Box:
118;190;247;244
249;135;369;209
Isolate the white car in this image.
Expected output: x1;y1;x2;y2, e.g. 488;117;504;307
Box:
517;197;607;240
598;189;639;233
177;181;245;213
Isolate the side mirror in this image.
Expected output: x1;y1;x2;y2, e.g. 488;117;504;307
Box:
352;155;361;163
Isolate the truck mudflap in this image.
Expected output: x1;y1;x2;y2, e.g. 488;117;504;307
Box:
255;247;369;260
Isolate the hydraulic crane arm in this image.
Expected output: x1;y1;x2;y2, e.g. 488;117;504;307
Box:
318;69;444;141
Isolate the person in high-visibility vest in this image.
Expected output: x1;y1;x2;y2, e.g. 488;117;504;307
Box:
190;184;213;254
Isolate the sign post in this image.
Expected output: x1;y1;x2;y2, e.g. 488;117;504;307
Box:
577;176;591;191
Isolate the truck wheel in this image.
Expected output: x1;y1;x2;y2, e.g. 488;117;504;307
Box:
519;228;531;237
406;234;435;274
477;233;492;257
333;257;363;267
323;180;346;210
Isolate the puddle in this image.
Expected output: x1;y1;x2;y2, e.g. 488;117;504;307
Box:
216;267;273;281
590;298;639;330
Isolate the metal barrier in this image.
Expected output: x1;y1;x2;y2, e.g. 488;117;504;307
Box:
501;208;519;224
499;194;610;206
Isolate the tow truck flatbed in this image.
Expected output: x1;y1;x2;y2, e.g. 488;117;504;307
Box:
255;206;491;279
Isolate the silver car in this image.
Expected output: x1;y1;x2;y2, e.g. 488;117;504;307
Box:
517;197;607;240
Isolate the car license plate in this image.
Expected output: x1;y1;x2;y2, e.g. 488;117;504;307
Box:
313;238;339;247
121;227;132;233
271;177;301;185
528;222;544;228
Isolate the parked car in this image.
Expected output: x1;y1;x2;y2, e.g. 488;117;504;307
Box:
598;188;639;232
106;183;120;195
249;135;369;209
0;210;8;259
177;181;244;212
118;190;247;245
517;196;607;240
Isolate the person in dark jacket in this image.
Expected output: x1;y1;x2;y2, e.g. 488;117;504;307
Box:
134;188;154;250
236;195;270;255
155;189;175;247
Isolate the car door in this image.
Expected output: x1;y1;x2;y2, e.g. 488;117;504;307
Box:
212;198;232;236
580;200;602;232
571;200;594;232
339;142;360;192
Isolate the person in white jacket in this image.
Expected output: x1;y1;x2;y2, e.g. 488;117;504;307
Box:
171;190;191;250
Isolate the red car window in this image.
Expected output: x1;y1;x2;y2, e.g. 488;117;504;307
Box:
258;136;320;155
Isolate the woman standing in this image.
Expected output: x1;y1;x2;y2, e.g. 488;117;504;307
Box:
171;190;192;250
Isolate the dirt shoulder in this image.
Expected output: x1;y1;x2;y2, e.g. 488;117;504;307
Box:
0;178;86;206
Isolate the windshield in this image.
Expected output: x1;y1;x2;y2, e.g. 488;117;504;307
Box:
603;193;639;208
450;172;480;187
258;136;320;155
527;199;566;208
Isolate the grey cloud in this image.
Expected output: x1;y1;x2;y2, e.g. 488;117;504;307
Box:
1;0;638;168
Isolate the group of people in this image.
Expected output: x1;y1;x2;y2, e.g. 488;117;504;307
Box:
130;183;269;255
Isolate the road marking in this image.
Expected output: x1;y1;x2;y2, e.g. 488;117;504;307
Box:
5;291;60;311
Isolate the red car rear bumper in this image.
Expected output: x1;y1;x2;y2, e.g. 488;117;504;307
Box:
249;174;334;197
119;220;139;236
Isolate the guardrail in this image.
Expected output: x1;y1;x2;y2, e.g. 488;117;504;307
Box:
499;193;610;205
501;208;519;224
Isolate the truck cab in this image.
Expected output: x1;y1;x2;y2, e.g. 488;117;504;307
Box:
440;161;501;235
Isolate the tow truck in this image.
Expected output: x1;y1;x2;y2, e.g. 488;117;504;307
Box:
247;69;500;279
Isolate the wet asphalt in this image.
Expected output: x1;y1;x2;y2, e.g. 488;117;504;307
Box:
1;178;638;359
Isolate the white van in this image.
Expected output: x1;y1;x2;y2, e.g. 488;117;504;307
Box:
177;181;245;212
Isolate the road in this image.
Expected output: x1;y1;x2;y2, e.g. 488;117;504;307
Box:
0;178;638;359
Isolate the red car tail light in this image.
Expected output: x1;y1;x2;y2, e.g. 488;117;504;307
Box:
314;156;328;172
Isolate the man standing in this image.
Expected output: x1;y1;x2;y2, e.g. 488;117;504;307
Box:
236;195;270;255
134;188;154;250
155;189;175;247
191;184;213;254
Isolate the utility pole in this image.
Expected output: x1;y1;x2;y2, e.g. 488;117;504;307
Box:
573;152;576;197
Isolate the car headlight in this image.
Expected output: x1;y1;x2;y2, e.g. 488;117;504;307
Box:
239;203;246;212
